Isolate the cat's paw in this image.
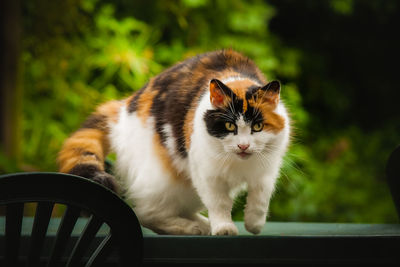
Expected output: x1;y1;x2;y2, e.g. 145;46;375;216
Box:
244;213;266;234
147;218;210;235
193;215;211;235
212;222;239;236
189;223;211;235
244;220;265;235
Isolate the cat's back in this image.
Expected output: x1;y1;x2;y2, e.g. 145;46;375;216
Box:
124;50;266;154
127;49;266;114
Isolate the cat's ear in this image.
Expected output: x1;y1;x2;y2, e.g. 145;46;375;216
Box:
257;80;281;106
209;79;232;107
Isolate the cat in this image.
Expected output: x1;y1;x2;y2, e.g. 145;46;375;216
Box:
58;49;290;235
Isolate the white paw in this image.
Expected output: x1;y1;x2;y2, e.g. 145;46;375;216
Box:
212;222;239;236
194;215;211;235
245;220;265;234
189;222;211;235
244;212;266;234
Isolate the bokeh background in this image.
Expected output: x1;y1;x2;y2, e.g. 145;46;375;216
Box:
1;0;399;222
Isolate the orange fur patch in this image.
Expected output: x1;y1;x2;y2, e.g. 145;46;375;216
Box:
96;100;123;123
136;83;158;123
153;133;186;182
248;96;285;133
58;129;108;173
263;111;285;133
183;107;195;151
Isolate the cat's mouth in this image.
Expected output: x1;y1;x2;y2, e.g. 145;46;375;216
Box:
236;151;252;159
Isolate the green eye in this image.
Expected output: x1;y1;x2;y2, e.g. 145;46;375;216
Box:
225;122;236;131
252;122;263;132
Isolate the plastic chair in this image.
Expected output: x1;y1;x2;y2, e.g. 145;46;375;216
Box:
0;172;143;266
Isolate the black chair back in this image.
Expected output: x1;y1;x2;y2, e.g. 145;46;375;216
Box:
0;172;143;266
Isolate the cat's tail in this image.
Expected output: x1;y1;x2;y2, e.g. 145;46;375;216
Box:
57;100;124;192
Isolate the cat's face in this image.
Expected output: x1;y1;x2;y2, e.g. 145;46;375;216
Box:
204;78;285;160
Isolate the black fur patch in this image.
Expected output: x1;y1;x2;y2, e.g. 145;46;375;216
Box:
243;105;263;124
204;108;238;138
246;85;260;99
128;83;147;113
202;53;228;72
150;73;175;145
68;163;100;178
68;163;118;192
261;80;280;94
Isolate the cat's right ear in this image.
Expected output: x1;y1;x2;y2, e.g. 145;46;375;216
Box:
209;79;232;107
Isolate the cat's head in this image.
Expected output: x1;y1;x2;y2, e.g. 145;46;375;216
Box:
203;78;285;160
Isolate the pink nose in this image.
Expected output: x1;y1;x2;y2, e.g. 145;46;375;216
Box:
238;144;250;151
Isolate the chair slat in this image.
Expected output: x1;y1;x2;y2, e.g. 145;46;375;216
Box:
27;202;54;267
47;206;80;267
5;203;24;266
66;215;102;267
84;233;114;267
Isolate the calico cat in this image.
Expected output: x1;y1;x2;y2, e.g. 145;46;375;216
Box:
58;49;290;235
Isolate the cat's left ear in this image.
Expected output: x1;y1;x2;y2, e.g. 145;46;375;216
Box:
209;79;233;107
258;80;281;106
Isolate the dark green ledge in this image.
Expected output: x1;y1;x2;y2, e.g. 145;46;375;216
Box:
142;221;400;265
142;221;400;237
2;217;399;265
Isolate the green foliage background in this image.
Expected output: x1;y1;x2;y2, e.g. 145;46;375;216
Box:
1;0;398;223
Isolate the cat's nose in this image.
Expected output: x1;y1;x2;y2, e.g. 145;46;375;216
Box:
238;144;250;151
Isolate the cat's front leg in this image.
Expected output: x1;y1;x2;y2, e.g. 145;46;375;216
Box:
244;177;275;234
208;200;238;236
195;177;238;235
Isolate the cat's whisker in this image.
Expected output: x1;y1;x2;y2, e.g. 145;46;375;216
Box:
256;153;270;170
257;82;273;102
219;153;232;172
213;112;236;121
264;143;281;151
212;151;228;160
259;152;273;169
276;158;304;194
214;80;237;114
258;152;272;167
282;155;307;178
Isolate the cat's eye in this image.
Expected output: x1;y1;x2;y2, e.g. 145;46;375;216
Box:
225;122;236;131
252;122;263;132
